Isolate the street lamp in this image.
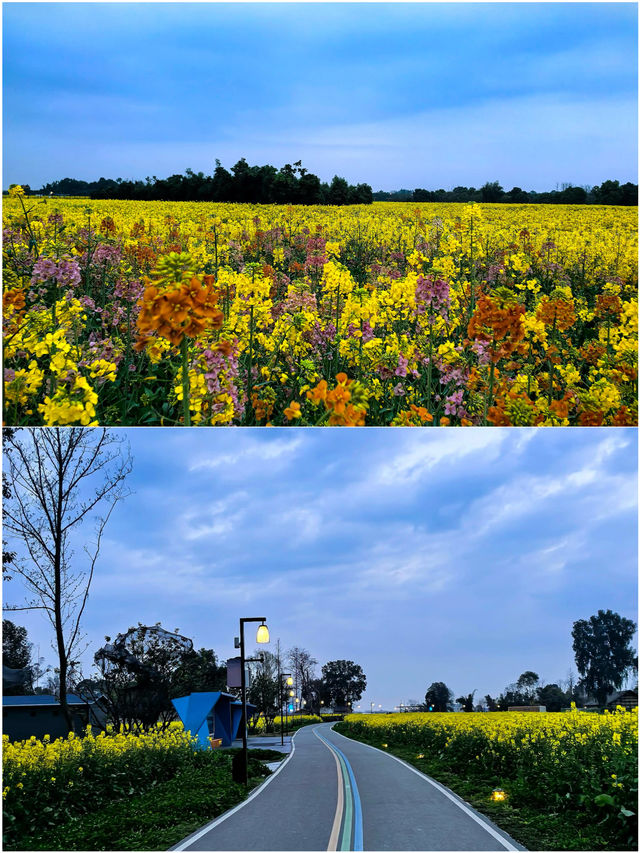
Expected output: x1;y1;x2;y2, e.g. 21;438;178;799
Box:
237;617;269;786
279;672;292;746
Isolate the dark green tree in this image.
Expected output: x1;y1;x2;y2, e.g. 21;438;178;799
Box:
572;609;637;705
424;681;453;711
481;181;505;203
456;690;476;712
321;659;366;709
172;647;227;695
484;694;498;711
516;671;540;703
2;619;31;669
537;683;568;712
327;176;350;205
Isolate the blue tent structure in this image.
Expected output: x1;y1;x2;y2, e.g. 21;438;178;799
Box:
171;692;256;748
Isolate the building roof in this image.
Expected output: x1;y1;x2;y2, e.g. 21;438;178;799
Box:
3;694;95;708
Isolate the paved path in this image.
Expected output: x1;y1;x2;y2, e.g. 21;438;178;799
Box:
172;723;525;852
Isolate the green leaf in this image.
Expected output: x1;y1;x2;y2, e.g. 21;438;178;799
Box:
594;794;615;807
619;807;635;818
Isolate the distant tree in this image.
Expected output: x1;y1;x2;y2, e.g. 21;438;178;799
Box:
481;181;505;203
172;647;227;696
328;176;350;205
424;681;453;711
3;619;36;694
3;619;31;669
559;185;587;204
506;186;529;203
497;683;525;710
516;671;540;703
3;429;132;732
321;660;367;709
484;694;498;711
456;690;476;712
94;623;194;731
572;610;637;705
286;646;318;704
247;650;280;730
536;683;568;712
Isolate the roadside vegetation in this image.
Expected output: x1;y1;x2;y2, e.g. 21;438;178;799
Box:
2;724;283;851
336;707;638;851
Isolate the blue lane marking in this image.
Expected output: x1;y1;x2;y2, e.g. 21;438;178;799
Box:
316;728;364;851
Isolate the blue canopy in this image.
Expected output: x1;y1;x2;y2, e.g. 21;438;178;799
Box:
171;692;256;748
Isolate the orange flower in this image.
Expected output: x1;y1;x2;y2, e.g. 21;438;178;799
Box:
284;401;302;421
136;274;223;348
307;379;328;405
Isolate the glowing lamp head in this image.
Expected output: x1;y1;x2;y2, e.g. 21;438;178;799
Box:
289;690;295;697
256;622;270;644
491;788;507;802
286;677;293;687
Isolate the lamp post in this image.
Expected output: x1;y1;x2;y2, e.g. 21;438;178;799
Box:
237;617;269;786
280;672;292;746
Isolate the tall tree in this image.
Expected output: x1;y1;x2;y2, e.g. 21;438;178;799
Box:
286;646;317;708
516;671;540;703
572;610;637;705
3;428;132;731
424;681;453;712
247;649;280;729
94;623;193;731
321;659;367;709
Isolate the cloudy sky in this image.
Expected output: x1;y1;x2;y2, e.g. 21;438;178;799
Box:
3;2;637;191
5;427;637;710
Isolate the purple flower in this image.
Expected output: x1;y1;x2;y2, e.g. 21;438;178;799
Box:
31;256;58;284
392;383;405;396
395;354;408;377
415;275;449;323
57;258;81;288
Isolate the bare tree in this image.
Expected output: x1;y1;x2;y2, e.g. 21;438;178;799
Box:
286;646;317;710
3;428;132;731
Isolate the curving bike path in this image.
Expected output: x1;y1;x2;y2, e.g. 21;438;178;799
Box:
172;723;525;852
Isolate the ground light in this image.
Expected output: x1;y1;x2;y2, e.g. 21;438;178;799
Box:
491;788;507;802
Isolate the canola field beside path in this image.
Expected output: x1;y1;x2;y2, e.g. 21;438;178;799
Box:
3;193;637;426
338;708;638;850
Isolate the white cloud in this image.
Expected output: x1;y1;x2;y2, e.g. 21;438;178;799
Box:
371;429;508;486
188;435;305;472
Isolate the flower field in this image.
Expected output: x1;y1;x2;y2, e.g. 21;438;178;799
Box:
338;708;638;847
3;191;637;426
2;723;275;849
2;724;196;845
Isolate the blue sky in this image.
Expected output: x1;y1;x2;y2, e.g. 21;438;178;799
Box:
5;427;637;710
3;3;637;191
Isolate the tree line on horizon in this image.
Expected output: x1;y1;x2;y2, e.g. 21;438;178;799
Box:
376;179;638;206
9;161;638;206
24;159;374;205
422;609;637;714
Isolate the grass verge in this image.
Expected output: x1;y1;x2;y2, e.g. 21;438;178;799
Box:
5;748;284;851
334;725;634;851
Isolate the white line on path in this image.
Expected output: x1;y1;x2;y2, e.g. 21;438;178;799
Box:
170;731;299;852
330;726;520;852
